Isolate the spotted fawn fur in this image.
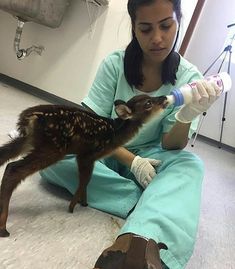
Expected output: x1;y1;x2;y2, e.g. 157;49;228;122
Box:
0;94;168;237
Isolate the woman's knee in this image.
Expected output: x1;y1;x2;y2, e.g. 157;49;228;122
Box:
179;150;204;172
157;150;204;183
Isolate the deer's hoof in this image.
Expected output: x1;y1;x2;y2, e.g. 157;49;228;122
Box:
0;228;10;237
81;202;88;207
68;204;75;213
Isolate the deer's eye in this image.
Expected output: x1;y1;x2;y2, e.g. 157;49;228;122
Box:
144;100;152;109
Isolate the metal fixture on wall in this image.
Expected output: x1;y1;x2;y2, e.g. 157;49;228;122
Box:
14;17;44;60
0;0;72;60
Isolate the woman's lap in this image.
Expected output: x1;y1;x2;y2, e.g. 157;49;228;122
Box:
40;148;204;269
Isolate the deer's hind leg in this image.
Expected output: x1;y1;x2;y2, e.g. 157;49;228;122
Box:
68;158;94;213
0;136;28;166
0;148;65;237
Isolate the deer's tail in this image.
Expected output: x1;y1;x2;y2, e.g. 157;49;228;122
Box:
0;136;28;166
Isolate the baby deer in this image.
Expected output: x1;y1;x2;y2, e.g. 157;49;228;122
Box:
0;94;168;237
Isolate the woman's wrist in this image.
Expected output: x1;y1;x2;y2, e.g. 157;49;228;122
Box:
111;147;135;168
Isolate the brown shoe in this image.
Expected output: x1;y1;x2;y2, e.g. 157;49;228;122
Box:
93;233;168;269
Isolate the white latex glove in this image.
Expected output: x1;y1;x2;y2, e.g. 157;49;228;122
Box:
175;80;221;123
130;155;161;188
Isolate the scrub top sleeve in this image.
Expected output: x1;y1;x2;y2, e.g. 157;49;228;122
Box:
82;56;118;118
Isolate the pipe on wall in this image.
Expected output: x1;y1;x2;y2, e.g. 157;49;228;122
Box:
14;17;44;60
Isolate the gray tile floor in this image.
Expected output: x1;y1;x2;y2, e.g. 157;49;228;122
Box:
0;82;234;269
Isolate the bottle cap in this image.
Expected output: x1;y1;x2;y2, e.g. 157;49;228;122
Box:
171;89;184;106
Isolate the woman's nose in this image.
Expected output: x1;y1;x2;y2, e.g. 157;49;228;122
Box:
151;28;162;44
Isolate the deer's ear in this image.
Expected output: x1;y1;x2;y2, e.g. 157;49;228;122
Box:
114;100;132;120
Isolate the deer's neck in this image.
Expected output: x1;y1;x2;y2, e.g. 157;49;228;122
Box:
112;118;143;146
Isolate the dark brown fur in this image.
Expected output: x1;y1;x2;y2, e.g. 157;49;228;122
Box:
0;94;168;237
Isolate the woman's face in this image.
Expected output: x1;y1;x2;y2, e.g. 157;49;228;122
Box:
133;0;179;65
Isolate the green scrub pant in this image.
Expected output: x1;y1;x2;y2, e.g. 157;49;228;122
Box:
39;146;204;269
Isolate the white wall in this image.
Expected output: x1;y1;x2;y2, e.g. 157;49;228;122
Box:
184;0;235;147
180;0;198;46
185;0;235;72
0;0;130;104
0;0;198;105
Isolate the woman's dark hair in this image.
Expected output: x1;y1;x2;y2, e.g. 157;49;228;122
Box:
124;0;182;88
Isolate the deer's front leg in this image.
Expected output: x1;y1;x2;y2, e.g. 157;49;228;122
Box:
68;159;94;213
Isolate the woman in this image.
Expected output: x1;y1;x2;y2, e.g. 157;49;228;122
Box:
40;0;219;268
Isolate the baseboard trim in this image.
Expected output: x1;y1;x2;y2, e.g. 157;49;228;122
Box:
192;134;235;153
0;73;80;107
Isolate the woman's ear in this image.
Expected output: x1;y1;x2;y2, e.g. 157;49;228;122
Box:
114;100;133;120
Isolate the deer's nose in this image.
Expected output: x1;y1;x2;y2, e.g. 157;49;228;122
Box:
155;96;167;104
154;96;168;108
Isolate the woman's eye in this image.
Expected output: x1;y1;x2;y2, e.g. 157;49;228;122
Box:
141;29;151;33
139;26;152;33
160;23;172;31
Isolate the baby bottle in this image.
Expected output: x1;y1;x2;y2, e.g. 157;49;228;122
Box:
167;72;232;106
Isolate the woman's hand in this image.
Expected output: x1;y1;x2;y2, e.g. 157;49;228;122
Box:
175;80;221;123
130;156;161;188
112;148;161;188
